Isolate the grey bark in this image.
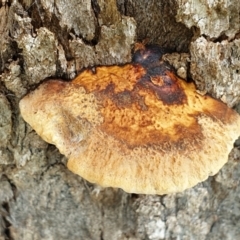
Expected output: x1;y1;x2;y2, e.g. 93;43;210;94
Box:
0;0;240;239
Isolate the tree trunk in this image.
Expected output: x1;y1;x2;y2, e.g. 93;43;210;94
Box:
0;0;240;239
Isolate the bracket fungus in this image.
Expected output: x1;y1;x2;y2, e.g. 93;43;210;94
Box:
19;45;240;195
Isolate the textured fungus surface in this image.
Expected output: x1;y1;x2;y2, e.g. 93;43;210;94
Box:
19;45;240;195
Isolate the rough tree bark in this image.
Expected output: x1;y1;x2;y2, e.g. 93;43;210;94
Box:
0;0;240;239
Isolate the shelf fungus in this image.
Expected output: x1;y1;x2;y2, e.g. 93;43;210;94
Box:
19;45;240;195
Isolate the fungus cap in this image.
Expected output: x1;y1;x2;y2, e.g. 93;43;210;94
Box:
19;45;240;195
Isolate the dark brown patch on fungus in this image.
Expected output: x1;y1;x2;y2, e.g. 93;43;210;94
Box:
19;45;240;195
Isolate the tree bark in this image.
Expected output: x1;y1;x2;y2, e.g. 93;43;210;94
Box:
0;0;240;239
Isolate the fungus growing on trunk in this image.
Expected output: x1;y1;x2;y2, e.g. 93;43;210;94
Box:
19;45;240;195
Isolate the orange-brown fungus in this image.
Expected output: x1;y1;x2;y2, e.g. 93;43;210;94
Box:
19;45;240;194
